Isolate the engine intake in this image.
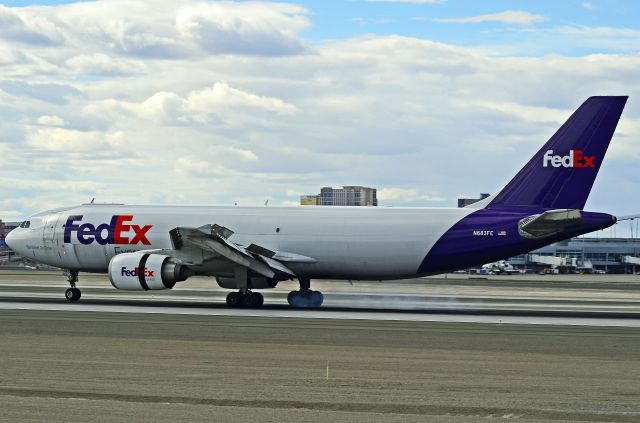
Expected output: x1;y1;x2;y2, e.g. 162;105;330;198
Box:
108;253;193;290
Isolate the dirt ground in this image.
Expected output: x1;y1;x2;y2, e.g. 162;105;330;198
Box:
0;309;639;422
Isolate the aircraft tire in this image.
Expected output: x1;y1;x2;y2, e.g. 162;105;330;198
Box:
311;290;324;307
287;290;323;308
254;292;264;307
242;291;263;308
65;287;81;302
226;291;243;308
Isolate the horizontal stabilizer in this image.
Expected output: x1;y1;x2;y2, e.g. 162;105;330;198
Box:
518;209;583;239
616;214;640;222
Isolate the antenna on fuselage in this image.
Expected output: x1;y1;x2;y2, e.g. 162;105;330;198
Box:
90;198;95;204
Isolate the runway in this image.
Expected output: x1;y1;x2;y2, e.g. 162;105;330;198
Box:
1;270;640;422
1;270;640;327
2;292;640;327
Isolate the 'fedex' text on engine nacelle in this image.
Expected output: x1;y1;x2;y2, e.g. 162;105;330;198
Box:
121;266;154;277
63;215;152;245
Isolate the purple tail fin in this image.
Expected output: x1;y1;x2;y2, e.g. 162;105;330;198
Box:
488;96;627;210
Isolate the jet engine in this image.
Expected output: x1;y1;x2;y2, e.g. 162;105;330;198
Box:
109;253;193;290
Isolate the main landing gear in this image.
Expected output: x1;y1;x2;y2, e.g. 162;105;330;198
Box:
287;278;323;308
226;290;264;308
64;270;81;302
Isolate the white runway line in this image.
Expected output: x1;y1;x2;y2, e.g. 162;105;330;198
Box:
1;300;640;328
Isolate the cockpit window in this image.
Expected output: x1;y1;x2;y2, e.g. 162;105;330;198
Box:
19;221;30;229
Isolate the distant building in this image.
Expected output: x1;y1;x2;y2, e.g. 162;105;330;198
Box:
1;220;20;264
509;237;640;274
0;220;18;249
299;195;319;206
300;186;378;206
457;193;490;208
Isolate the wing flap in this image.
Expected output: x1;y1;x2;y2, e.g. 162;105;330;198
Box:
169;225;309;279
185;235;276;279
257;255;296;277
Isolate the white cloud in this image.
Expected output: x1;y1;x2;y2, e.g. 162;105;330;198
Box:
0;2;639;219
176;2;310;56
460;101;566;125
435;10;546;25
186;82;297;119
0;178;102;194
0;1;310;60
65;53;145;76
175;157;229;178
485;25;640;56
26;127;125;152
0;5;64;45
547;25;640;44
209;145;259;162
84;82;296;126
36;115;66;127
378;188;445;203
582;2;594;10
0;210;24;219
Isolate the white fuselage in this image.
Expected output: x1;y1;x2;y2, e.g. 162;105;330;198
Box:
9;204;474;280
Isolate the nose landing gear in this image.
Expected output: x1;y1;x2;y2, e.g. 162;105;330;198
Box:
64;270;81;302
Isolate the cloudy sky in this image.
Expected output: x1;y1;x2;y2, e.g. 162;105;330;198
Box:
0;0;639;221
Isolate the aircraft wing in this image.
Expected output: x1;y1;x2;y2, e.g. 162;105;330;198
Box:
168;224;308;279
518;209;583;239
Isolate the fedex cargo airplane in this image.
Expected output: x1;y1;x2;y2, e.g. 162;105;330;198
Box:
5;96;628;308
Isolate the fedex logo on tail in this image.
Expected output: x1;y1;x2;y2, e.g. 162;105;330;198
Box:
64;215;152;245
543;150;596;168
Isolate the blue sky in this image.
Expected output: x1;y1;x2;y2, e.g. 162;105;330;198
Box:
4;0;640;55
305;0;639;51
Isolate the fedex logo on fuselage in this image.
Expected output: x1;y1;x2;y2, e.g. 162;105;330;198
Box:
63;215;152;245
543;150;596;168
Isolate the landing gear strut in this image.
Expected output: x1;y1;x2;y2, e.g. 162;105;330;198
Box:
64;270;81;302
288;278;323;308
226;291;264;308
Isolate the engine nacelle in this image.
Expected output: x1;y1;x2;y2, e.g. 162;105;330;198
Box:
216;276;278;290
109;253;192;290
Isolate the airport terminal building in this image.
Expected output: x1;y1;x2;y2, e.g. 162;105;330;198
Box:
508;237;640;274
